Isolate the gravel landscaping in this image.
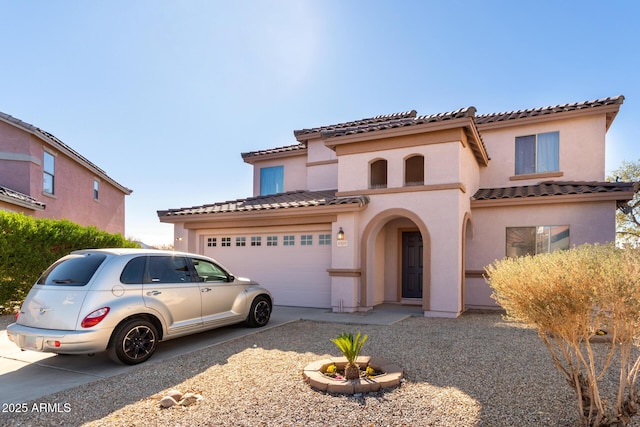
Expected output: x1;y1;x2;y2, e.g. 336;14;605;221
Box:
4;312;640;426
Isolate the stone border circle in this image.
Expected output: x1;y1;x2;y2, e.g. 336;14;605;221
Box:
302;356;403;394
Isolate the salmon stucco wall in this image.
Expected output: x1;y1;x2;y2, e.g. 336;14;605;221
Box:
465;200;617;309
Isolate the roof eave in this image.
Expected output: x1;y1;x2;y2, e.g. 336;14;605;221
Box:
471;190;635;208
0;194;46;211
476;103;623;132
242;147;308;164
323;116;474;150
157;200;368;224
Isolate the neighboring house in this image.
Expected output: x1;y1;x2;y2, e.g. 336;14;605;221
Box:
0;111;132;235
158;96;636;318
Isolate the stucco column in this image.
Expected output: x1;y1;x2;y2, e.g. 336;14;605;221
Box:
327;214;360;312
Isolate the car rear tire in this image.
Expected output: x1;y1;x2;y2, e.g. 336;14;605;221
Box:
108;319;158;365
246;296;271;327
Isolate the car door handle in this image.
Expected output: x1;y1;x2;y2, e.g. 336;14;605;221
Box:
201;288;212;293
146;291;162;296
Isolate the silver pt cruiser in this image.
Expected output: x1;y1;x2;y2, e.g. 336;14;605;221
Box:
7;248;273;365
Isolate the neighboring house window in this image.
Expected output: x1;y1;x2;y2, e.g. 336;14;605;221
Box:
370;159;387;189
236;237;246;247
260;166;284;196
207;238;217;247
93;179;99;200
405;155;424;186
319;234;331;245
221;237;231;247
283;235;295;246
251;236;262;247
267;236;278;246
43;151;55;194
515;131;559;175
301;235;313;246
506;225;569;258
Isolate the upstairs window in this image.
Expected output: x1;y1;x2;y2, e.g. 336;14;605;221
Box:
43;151;55;194
370;159;387;189
515;131;559;175
93;179;99;200
404;155;424;186
260;166;284;196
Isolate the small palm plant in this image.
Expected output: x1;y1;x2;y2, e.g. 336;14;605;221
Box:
330;332;368;380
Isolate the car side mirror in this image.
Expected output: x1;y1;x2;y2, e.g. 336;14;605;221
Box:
226;275;235;282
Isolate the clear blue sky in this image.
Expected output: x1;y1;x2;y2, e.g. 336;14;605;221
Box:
1;1;638;245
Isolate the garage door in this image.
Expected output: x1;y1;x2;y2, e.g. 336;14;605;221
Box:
202;232;332;308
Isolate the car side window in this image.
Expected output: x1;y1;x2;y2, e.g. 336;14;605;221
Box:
120;256;146;284
146;256;194;283
191;258;228;282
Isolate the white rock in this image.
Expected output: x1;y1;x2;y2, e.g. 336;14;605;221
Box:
166;389;183;401
159;396;178;408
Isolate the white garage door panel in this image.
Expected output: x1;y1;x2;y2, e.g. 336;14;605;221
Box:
204;239;331;308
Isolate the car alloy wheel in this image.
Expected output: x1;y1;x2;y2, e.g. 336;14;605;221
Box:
109;319;158;365
247;296;271;327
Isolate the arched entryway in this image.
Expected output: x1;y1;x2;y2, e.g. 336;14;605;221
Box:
360;208;431;312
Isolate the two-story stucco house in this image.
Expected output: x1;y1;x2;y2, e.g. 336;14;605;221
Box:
158;96;636;318
0;111;132;235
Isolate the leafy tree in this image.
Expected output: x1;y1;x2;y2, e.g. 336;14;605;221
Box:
608;160;640;246
0;211;139;313
486;244;640;426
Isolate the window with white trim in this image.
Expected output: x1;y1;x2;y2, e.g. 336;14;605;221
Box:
43;151;55;194
260;166;284;196
236;237;246;247
515;131;559;175
301;235;313;246
267;236;278;246
221;237;231;247
93;179;99;200
251;236;262;247
283;235;295;246
207;237;217;247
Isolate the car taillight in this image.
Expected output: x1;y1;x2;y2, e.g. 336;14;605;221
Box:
81;307;110;328
15;312;19;321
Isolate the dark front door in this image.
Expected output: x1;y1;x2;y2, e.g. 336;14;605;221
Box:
402;231;423;299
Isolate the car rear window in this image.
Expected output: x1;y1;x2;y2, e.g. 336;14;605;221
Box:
37;253;107;286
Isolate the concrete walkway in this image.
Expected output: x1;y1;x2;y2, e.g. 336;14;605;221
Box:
0;305;422;405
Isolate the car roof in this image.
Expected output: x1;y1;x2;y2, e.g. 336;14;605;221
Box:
70;248;207;258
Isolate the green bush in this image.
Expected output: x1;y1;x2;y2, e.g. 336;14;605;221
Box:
0;211;138;314
486;243;640;426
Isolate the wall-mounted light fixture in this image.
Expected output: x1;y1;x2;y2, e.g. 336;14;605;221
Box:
337;227;345;241
175;237;183;242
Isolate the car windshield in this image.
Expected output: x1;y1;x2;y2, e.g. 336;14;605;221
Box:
37;253;107;286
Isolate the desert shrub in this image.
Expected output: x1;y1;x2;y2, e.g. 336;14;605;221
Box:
486;243;640;426
0;211;138;313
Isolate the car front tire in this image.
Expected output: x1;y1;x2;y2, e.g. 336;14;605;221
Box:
247;296;271;327
108;318;158;365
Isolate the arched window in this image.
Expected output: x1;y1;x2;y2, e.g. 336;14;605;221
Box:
405;155;424;186
370;159;387;189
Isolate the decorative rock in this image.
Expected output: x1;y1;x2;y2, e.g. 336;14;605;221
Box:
159;396;178;408
179;394;199;407
166;389;183;401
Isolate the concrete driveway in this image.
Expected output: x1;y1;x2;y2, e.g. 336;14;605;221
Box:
0;305;419;405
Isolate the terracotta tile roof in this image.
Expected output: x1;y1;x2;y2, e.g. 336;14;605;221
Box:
475;95;624;126
472;181;637;201
0;185;45;210
321;107;476;139
293;110;418;139
158;190;369;217
241;143;306;160
0;111;132;195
